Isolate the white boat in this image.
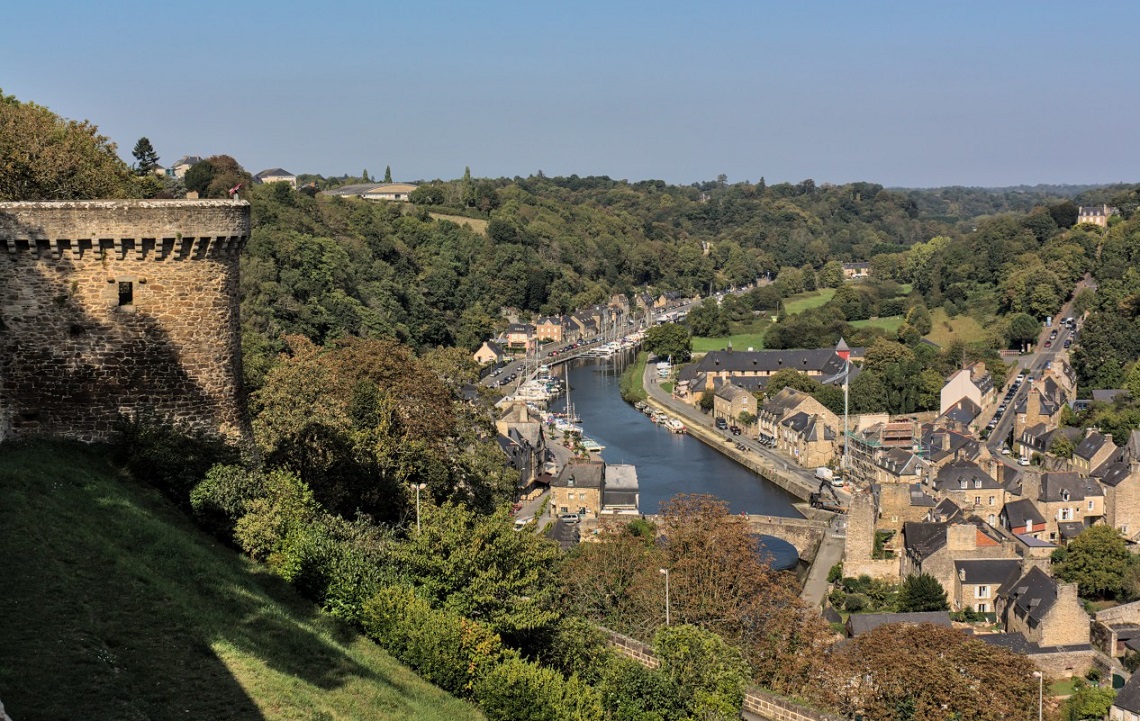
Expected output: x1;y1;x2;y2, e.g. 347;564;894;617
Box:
665;419;686;434
581;437;605;452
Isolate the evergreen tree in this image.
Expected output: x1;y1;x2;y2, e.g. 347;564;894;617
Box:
131;136;159;175
384;165;392;183
896;573;948;612
362;169;370;182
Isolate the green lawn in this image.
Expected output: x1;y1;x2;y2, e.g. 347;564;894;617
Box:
925;308;990;346
692;331;768;353
850;315;905;335
0;442;482;721
782;288;836;315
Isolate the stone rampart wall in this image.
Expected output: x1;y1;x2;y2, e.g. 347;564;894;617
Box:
0;201;250;442
601;627;843;721
1029;648;1097;679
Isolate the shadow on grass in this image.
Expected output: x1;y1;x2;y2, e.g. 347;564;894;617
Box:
0;442;400;721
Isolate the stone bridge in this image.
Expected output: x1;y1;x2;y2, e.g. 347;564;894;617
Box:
640;514;829;563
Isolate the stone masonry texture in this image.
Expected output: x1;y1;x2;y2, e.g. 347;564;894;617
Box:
0;200;250;442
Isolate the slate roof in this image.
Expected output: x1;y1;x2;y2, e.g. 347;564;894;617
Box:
255;168;294;179
940;398;982;425
933;459;1002;492
545;518;580;549
846;611;951;636
976;633;1038;654
1115;667;1140;714
713;376;767;393
903;522;949;561
931;498;962;522
1092;389;1127;403
1038;472;1102;502
909;483;938;507
321;183;386;197
876;447;924;478
1096;461;1135;488
1058;521;1087;540
781;412;834;441
954;559;1022;592
1002;498;1046;529
553;462;605;489
1004;566;1060;624
505;323;536;334
1075;431;1113;462
692;349;846;377
715;383;751;402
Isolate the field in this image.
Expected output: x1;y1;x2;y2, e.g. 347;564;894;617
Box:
0;442;482;721
925;308;991;346
782;288;836;315
850;315;905;335
427;212;488;234
691;318;771;353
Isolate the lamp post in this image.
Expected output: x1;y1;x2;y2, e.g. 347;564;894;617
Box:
659;568;670;625
1032;671;1043;721
414;482;427;533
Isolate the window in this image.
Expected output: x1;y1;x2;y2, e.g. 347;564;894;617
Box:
988;514;996;525
976;585;990;598
988;496;995;506
959;480;967;490
1088;500;1095;511
974;496;981;505
1061;508;1072;521
974;479;981;489
977;603;988;613
118;281;134;306
1025;520;1033;532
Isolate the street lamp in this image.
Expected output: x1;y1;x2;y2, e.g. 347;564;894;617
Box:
659;568;670;626
1032;671;1043;721
413;482;428;533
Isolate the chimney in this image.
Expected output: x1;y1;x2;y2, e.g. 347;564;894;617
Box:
1027;387;1042;421
1020;469;1042;502
941;433;951;452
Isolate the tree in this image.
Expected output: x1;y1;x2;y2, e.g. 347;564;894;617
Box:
1008;312;1040;348
131;136;159;175
383;165;392;183
818;260;844;288
1049;434;1076;459
686;298;729;337
0;90;136;200
654;625;751;720
896;573;949;612
1052;525;1134;598
643;323;692;363
1063;679;1115;721
822;623;1039;721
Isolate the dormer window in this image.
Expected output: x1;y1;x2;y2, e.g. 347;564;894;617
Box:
1025;520;1033;532
974;479;981;489
1061;489;1071;502
959;480;967;490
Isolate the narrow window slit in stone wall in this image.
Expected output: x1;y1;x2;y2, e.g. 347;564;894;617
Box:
118;281;134;307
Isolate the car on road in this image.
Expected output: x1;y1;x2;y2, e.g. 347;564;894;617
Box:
1018;457;1030;466
559;513;580;524
715;418;728;430
1064;339;1072;348
730;426;742;435
1044;340;1052;348
513;517;535;531
1001;447;1011;455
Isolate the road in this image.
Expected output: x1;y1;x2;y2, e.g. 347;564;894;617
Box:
984;276;1090;469
640;354;851;506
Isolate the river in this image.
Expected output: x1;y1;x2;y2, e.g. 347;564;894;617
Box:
549;356;801;519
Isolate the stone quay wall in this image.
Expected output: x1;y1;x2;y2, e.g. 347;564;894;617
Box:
0;200;250;442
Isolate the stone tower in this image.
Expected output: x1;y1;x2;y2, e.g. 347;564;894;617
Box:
0;200;250;442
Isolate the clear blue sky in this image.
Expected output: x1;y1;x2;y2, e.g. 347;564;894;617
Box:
4;1;1137;187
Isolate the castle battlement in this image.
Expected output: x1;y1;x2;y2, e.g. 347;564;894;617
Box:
0;200;251;443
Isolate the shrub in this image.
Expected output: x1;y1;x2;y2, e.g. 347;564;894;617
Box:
654;625;750;720
233;469;319;562
843;594;868;613
473;656;603;721
189;463;267;538
597;657;688;721
827;562;843;584
361;586;507;696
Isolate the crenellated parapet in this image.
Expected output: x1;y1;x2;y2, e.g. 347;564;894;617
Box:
0;200;251;443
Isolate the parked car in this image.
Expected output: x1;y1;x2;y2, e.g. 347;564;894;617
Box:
1018;457;1031;466
1064;339;1072;348
559;513;580;524
715;418;728;430
1044;340;1052;348
730;426;742;436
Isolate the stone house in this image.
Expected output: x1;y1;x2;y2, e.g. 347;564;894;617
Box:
170;155;203;179
569;313;598;340
473;340;506;365
1019;470;1105;542
1078;204;1118;228
1098;458;1140;541
997;566;1090;648
1093;600;1140;660
1014;374;1072;440
1072;431;1117;475
901;520;1016;600
931;460;1006;527
939;362;995;416
504;323;536;351
952;558;1022;614
871;447;926;486
1000;498;1048;538
757;387;838;447
254;168;297;188
609;293;631;316
535;315;568;344
713;382;757;427
841;262;871;280
551;461;605;518
777;412;837;468
685;348;855;395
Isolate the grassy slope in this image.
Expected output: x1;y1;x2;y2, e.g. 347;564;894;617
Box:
926;308;990;346
849;315;905;334
781;288;836;314
0;442;482;721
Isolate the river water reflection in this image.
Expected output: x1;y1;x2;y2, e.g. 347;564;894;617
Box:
550;357;800;519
